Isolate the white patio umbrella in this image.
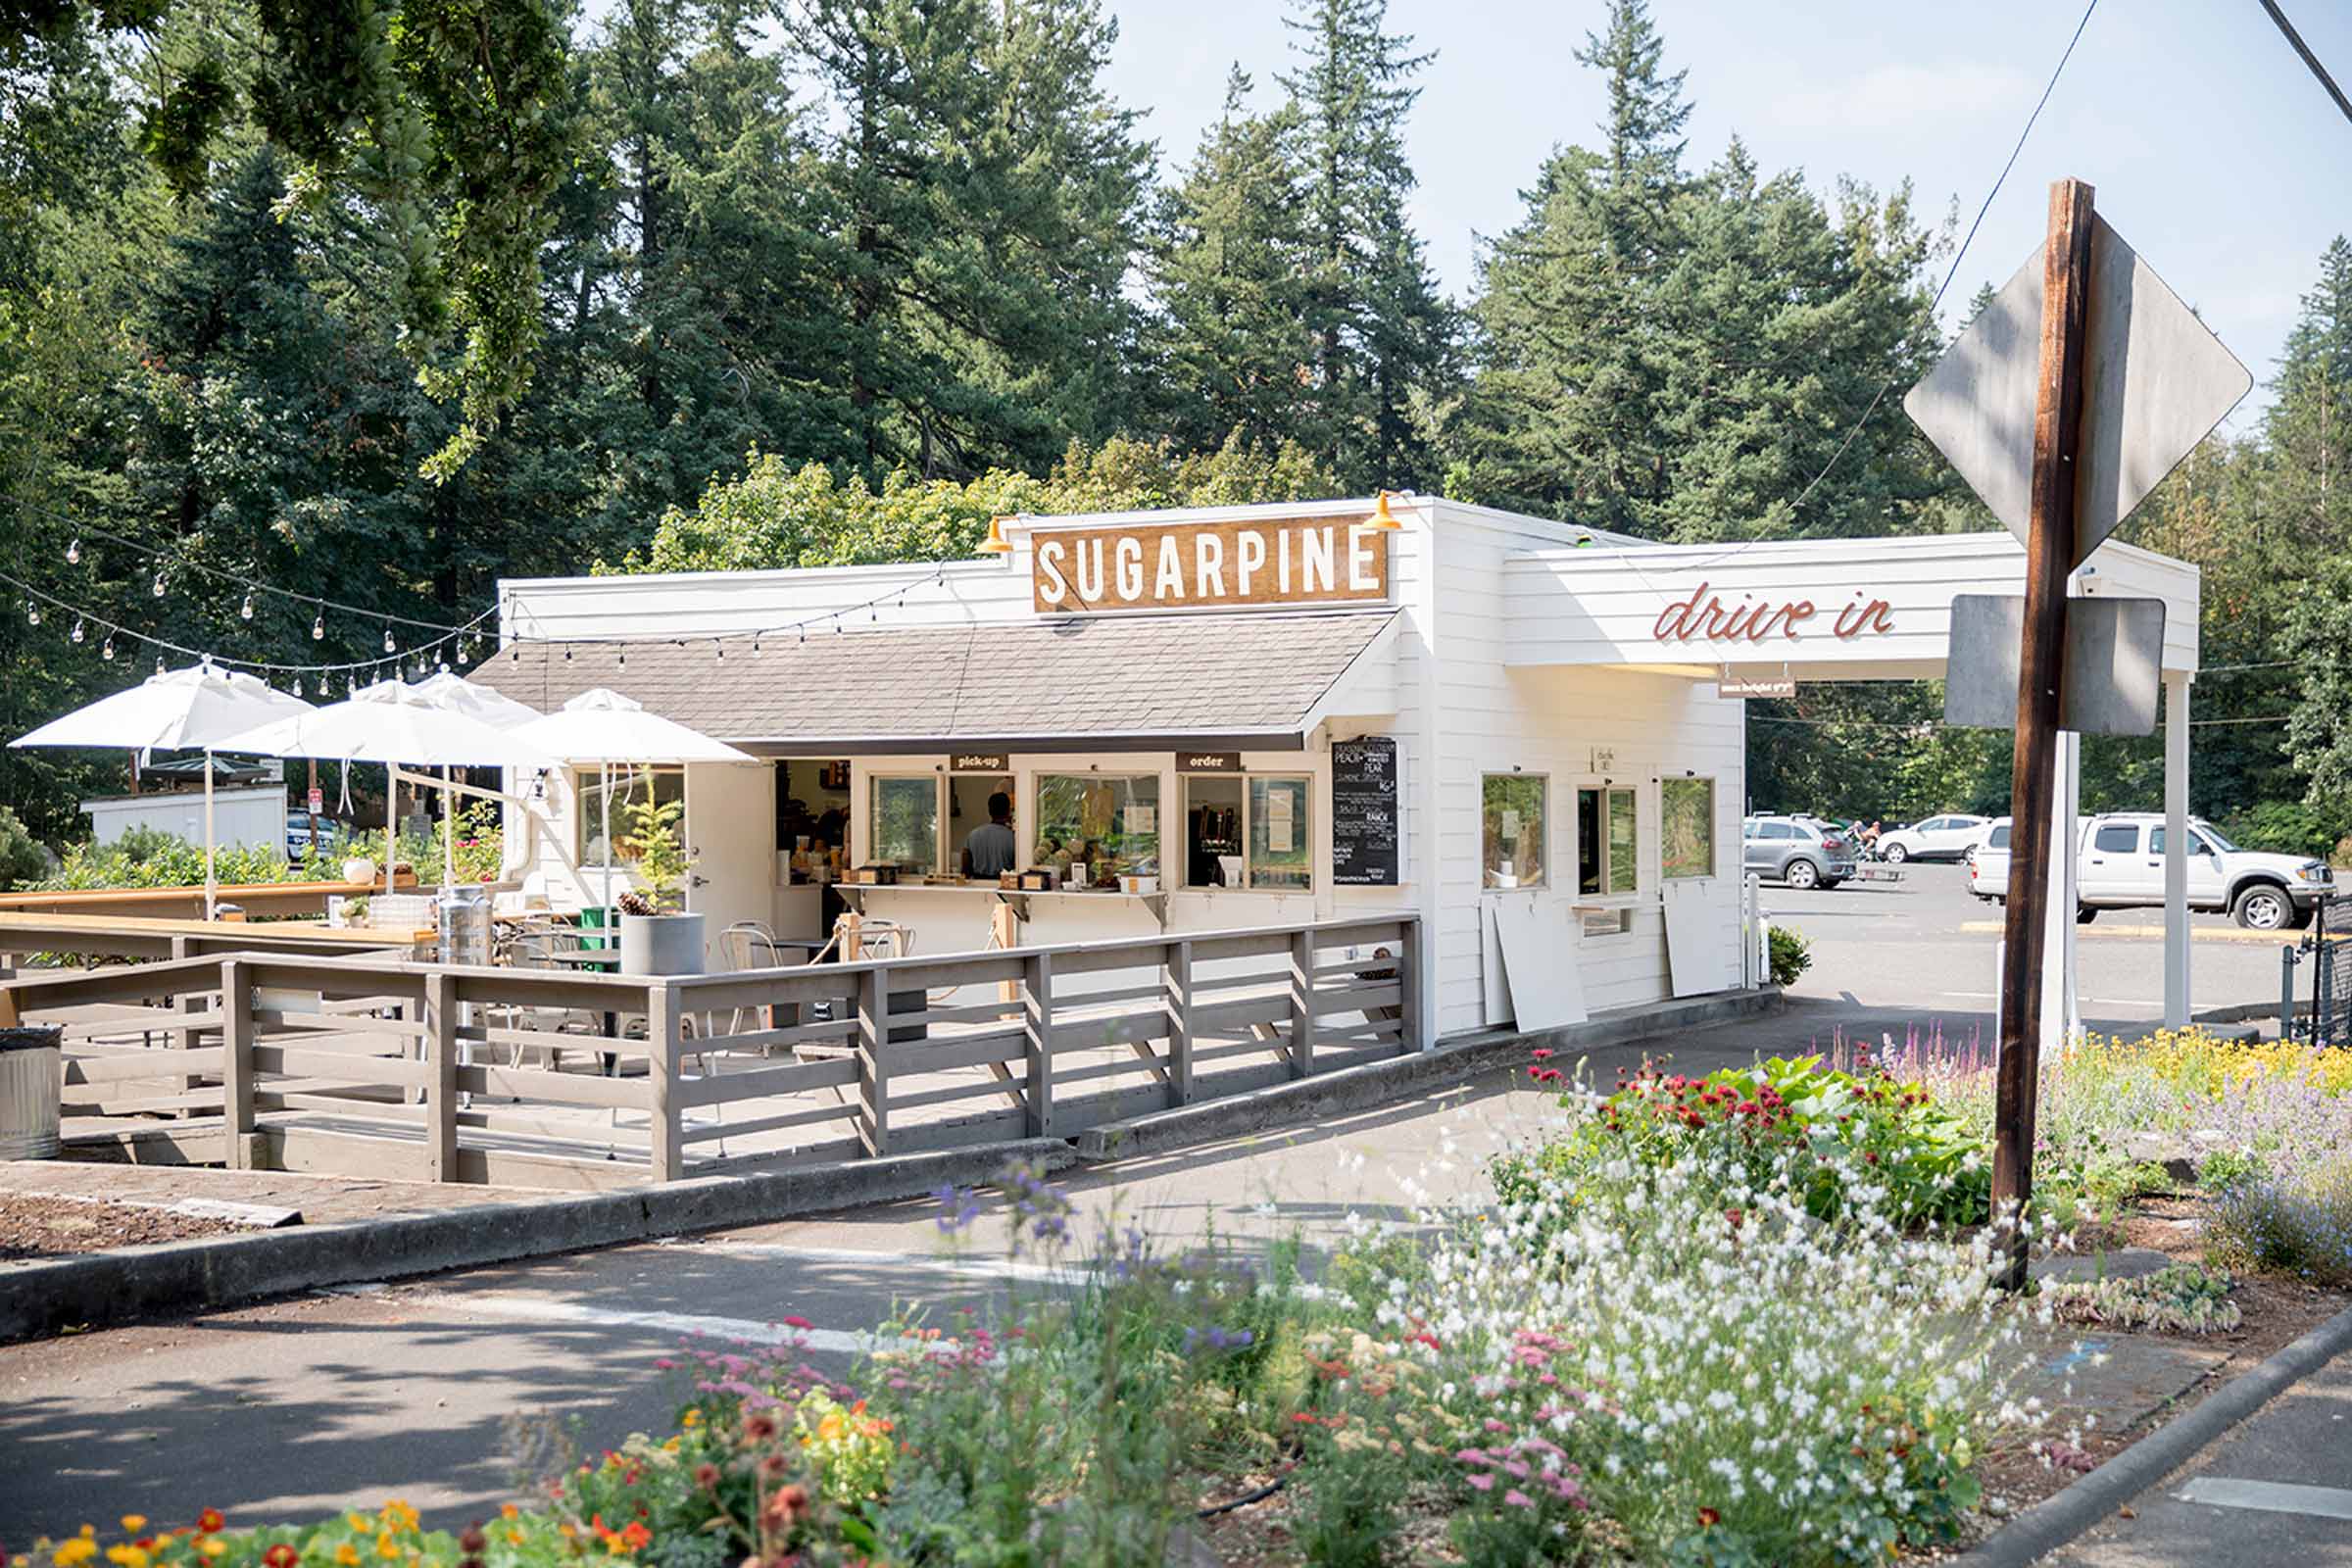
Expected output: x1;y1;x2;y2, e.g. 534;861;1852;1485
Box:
402;671;544;881
511;689;755;918
10;662;314;918
213;680;559;894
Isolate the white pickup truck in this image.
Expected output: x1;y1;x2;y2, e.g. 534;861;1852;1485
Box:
1968;811;2334;931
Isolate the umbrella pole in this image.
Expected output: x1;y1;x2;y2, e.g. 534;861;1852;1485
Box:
203;751;218;921
385;768;397;899
601;762;613;921
444;764;457;887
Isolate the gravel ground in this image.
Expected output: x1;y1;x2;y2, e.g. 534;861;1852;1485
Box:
0;1192;243;1262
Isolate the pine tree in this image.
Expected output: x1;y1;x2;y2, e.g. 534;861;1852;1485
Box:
2265;235;2352;554
1145;68;1311;453
1278;0;1453;490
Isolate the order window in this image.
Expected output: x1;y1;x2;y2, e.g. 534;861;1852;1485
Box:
1186;774;1313;890
1036;773;1161;884
869;774;942;876
1482;774;1547;889
1578;786;1640;896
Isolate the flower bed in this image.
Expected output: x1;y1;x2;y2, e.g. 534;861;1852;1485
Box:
15;1116;2056;1568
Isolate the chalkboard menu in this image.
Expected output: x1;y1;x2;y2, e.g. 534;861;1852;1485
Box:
1331;735;1400;886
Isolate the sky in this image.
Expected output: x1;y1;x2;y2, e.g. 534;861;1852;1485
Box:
1097;0;2352;432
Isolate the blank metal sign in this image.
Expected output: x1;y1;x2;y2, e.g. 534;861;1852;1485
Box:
1943;594;2167;737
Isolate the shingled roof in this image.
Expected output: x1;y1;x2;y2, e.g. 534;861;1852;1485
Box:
470;609;1396;754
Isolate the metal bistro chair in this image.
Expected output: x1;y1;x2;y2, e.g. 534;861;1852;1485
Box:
500;927;604;1076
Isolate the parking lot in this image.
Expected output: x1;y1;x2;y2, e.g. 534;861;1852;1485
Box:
1761;860;2293;1046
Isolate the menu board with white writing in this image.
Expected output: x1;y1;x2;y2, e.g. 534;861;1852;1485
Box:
1331;736;1399;886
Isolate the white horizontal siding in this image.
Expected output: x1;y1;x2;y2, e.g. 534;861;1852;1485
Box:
1426;506;1748;1038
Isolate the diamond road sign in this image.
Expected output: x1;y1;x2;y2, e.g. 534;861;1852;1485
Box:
1904;214;2251;566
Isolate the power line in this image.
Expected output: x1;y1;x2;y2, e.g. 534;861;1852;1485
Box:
1661;0;2101;571
1749;711;2292;731
2256;0;2352;129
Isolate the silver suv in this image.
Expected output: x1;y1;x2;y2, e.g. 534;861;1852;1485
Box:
1742;815;1857;891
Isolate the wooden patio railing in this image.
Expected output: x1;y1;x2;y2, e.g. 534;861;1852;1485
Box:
1;913;1420;1189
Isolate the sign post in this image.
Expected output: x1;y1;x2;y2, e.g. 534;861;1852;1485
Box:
1908;176;2251;1291
1991;178;2096;1288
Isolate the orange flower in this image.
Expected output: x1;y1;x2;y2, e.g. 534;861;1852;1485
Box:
334;1545;360;1568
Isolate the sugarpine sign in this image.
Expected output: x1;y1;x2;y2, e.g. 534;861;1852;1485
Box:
1033;515;1392;614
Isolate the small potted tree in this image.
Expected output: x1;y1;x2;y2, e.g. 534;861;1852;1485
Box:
613;771;705;975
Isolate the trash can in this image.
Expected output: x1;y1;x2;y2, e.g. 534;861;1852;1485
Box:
0;1024;63;1160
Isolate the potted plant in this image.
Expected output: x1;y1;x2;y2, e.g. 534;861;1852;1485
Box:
614;770;705;975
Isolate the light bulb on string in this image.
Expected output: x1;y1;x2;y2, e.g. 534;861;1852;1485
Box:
382;624;396;655
24;599;38;626
101;631;115;662
752;637;761;657
71;616;84;644
154;655;165;676
616;647;626;670
151;569;166;598
240;592;254;621
65;538;79;565
312;609;324;641
293;675;304;698
714;641;725;662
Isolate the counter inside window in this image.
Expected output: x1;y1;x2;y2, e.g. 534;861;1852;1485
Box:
1034;772;1160;888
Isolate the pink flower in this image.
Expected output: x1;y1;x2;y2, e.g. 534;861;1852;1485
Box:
780;1316;813;1331
1464;1473;1494;1492
1503;1489;1534;1509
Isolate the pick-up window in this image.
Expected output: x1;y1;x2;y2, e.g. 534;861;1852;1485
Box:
2092;824;2140;854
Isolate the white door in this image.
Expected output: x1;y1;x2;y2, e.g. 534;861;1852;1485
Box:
2151;824;2229;906
684;761;776;970
2080;820;2144;901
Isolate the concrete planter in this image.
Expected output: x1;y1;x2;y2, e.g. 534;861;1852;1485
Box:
618;911;707;976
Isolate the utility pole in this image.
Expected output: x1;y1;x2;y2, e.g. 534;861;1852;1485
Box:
1993;178;2095;1291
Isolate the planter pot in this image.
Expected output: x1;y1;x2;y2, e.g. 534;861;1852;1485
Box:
0;1025;63;1161
619;911;707;976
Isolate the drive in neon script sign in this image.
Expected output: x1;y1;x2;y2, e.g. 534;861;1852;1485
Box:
1652;583;1896;643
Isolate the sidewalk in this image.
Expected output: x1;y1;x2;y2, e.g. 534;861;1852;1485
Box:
2046;1348;2352;1565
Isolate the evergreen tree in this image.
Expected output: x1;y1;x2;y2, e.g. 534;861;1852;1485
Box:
2264;235;2352;554
1278;0;1453;490
1145;69;1311;454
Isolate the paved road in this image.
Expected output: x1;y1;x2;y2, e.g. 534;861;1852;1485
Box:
2047;1348;2352;1566
1766;862;2288;1046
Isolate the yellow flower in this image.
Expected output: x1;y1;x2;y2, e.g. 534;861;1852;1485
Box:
103;1548;147;1568
117;1524;145;1539
334;1547;360;1568
196;1542;225;1561
679;1410;700;1429
504;1534;522;1548
374;1534;401;1560
376;1504;418;1535
54;1542;97;1568
344;1517;368;1537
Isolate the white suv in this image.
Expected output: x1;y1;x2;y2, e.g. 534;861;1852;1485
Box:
1876;813;1991;864
1970;812;2333;930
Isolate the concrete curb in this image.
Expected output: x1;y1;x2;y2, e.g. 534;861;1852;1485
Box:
1953;1300;2352;1566
1957;920;2295;946
0;1138;1072;1345
1074;986;1782;1161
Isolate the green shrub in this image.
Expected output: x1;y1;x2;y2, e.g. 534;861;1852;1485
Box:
2040;1264;2242;1334
1768;923;1812;987
2217;800;2349;862
2207;1156;2352;1287
1499;1054;1992;1226
0;805;48;890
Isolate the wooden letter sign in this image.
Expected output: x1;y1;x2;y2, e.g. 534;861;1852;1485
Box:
1033;515;1392;614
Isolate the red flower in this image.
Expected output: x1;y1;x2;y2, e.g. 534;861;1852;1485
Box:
1697;1507;1721;1528
264;1548;299;1568
1530;1048;1553;1060
780;1316;813;1331
196;1511;225;1536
